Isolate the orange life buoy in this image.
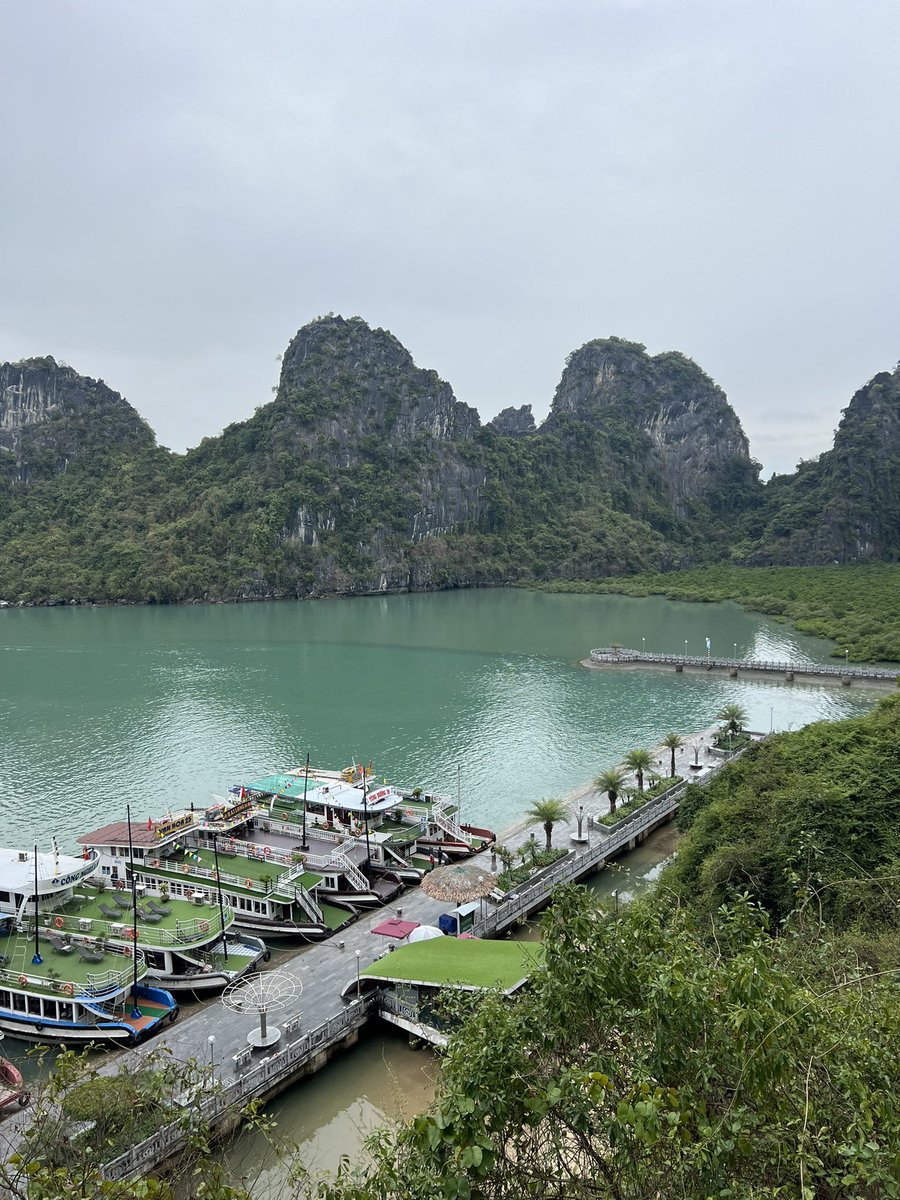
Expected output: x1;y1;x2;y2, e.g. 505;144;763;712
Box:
17;974;27;987
181;864;190;874
63;982;74;997
124;927;136;940
244;877;253;889
151;859;160;867
123;945;133;958
198;919;209;933
54;915;64;930
263;846;271;858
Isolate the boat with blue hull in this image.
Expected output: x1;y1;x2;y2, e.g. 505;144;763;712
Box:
0;847;178;1045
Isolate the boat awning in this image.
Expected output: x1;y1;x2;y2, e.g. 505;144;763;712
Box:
371;917;420;939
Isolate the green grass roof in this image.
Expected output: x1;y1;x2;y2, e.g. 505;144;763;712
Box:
361;938;543;992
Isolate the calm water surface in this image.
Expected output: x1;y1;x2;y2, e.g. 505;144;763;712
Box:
0;589;877;850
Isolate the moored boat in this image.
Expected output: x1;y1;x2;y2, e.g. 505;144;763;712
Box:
0;847;178;1045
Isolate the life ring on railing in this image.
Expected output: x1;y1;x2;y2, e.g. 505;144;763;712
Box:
198;919;209;933
263;846;272;858
404;809;413;818
123;945;133;958
17;974;27;987
124;927;136;940
63;982;74;997
53;916;64;929
244;878;253;889
181;865;190;874
151;859;160;867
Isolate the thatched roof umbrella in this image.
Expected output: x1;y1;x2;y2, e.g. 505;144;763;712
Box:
421;862;497;905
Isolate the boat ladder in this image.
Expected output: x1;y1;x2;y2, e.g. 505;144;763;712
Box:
292;883;324;924
431;797;468;844
329;850;369;893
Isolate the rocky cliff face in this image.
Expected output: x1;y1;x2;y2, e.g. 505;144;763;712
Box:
489;405;535;436
0;357;154;483
545;337;759;516
753;366;900;564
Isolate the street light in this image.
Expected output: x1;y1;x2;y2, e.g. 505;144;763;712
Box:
733;642;737;659
684;639;688;657
355;950;361;1000
478;875;484;921
208;1034;216;1075
641;636;646;654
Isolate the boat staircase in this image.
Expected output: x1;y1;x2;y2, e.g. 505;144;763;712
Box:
431;798;469;845
328;849;369;893
291;883;323;924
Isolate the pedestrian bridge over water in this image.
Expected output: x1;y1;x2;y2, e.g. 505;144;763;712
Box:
587;647;897;687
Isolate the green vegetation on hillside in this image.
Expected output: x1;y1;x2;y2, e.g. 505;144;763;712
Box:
533;563;900;661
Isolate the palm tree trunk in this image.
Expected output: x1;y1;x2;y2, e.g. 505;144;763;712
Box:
636;769;644;792
544;822;552;851
670;748;676;777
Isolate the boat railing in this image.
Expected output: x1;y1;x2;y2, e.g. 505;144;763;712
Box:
2;942;146;999
47;907;229;948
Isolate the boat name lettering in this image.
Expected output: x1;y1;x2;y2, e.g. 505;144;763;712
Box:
367;787;392;803
49;867;93;888
220;799;253;822
155;814;194;838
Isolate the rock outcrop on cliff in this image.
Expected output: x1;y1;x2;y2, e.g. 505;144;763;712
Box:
0;357;154;484
753;365;900;564
546;337;761;518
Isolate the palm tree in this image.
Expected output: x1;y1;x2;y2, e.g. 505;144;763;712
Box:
624;749;653;792
525;798;569;851
662;732;683;777
595;767;627;815
717;702;748;735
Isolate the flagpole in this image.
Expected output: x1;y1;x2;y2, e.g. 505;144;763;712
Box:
32;846;43;965
126;805;141;1019
361;762;372;870
301;753;310;852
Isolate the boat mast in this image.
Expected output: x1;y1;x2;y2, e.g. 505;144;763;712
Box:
31;845;42;965
125;805;141;1019
301;752;310;853
361;761;372;870
211;832;229;961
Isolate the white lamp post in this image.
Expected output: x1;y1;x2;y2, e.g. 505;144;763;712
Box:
208;1034;215;1074
355;950;361;999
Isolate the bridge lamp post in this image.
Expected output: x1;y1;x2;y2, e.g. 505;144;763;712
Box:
355;950;361;1000
641;636;645;654
733;642;737;659
208;1034;215;1075
684;639;688;657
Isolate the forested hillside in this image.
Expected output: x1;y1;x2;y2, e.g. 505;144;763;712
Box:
0;317;896;606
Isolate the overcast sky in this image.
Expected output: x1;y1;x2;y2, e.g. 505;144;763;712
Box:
2;1;898;477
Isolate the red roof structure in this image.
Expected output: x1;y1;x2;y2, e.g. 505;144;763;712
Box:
370;917;420;940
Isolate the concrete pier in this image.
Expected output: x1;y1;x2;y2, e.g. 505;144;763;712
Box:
586;647;897;687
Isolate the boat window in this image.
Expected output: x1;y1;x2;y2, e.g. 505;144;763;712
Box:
27;995;41;1015
58;1002;73;1021
254;902;264;914
12;993;26;1011
0;891;9;903
43;999;57;1019
0;989;9;1008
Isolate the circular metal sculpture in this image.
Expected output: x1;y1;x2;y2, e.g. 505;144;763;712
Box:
222;970;301;1049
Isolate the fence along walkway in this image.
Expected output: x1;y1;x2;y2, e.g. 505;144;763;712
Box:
589;647;897;681
101;999;374;1181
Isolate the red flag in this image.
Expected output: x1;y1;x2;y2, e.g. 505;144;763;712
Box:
147;817;152;831
239;786;246;800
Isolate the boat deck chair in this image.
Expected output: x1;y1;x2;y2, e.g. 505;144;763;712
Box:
147;899;171;917
99;902;121;920
111;893;131;910
135;906;161;924
46;931;74;955
76;945;105;964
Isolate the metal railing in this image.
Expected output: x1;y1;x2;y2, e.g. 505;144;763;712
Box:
47;906;229;948
590;647;897;680
3;942;147;999
100;998;376;1182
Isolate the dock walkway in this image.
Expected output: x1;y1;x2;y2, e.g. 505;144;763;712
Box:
588;647;897;685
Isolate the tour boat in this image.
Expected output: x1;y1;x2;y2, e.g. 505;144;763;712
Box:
0;847;178;1045
78;807;352;942
61;821;270;995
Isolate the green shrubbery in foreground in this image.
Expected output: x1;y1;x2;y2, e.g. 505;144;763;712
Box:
533;563;900;662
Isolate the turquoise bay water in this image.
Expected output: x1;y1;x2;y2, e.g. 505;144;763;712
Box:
0;589;876;852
